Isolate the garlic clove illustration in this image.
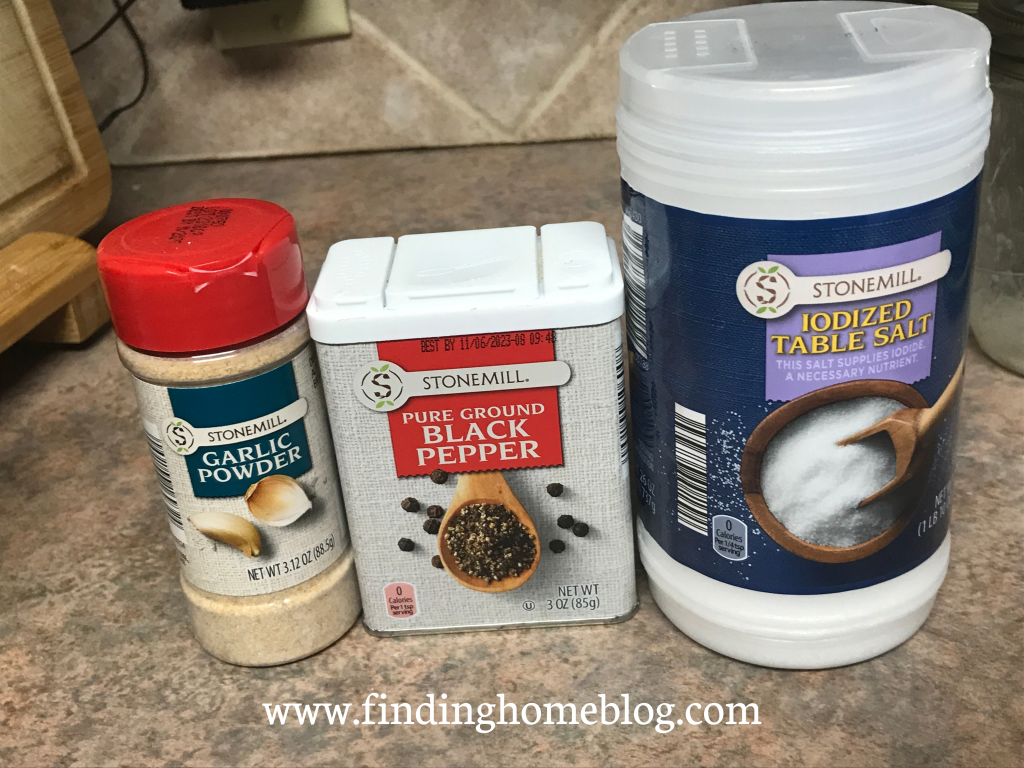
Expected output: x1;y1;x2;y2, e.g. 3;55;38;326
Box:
189;511;262;558
244;474;312;527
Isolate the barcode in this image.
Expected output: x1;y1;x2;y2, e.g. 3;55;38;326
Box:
143;421;186;547
622;215;648;359
674;404;708;535
615;343;628;466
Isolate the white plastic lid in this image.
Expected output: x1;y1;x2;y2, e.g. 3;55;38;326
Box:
617;1;993;218
307;222;623;344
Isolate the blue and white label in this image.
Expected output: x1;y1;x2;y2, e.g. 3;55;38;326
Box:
132;347;348;597
624;177;977;595
166;362;313;498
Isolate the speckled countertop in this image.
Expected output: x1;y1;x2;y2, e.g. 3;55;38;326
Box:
1;141;1022;767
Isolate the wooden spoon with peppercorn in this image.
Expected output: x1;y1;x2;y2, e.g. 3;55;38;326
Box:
437;471;540;593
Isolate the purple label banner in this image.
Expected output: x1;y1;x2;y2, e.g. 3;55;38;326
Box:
764;233;940;401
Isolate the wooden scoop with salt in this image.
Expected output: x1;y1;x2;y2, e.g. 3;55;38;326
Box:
837;357;965;507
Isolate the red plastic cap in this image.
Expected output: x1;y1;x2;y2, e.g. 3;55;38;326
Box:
97;199;309;353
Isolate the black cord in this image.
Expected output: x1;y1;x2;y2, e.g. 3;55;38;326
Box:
83;0;149;133
69;0;140;55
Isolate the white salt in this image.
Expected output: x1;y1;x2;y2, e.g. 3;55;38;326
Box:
761;397;907;548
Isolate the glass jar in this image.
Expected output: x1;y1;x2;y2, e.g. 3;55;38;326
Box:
973;0;1024;374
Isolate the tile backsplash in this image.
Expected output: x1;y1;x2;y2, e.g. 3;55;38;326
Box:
54;0;762;165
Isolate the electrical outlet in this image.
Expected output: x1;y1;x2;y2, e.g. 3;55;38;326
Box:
209;0;350;51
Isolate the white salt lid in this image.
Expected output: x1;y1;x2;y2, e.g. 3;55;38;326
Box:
618;1;993;218
307;222;623;344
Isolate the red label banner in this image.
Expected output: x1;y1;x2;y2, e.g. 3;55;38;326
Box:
379;331;564;477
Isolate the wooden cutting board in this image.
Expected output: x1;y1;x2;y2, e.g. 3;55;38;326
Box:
0;232;107;352
0;0;113;352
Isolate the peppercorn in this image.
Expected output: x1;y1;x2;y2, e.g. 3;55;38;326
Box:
431;555;444;569
546;482;564;497
572;522;589;538
423;518;440;535
401;497;420;513
398;538;415;551
426;505;444;519
549;539;566;553
556;514;575;529
430;469;449;484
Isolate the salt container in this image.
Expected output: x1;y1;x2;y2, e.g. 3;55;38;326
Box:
307;222;637;634
618;2;991;667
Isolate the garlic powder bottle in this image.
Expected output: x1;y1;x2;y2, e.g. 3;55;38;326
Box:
98;199;360;666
